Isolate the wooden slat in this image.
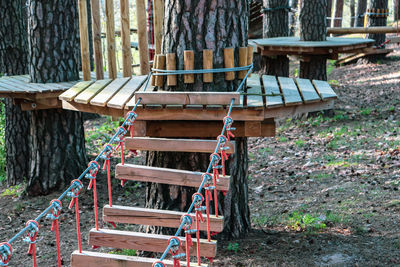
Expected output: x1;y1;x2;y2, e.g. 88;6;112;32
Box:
105;0;117;79
74;79;112;104
91;0;104;79
136;0;150;75
295;78;321;103
103;205;224;232
71;251;208;267
120;0;132;77
224;48;235;81
238;47;248;79
262;75;284;107
115;164;230;190
136;92;240;105
312;80;337;100
89;229;217;258
124;82;154;109
184;50;194;83
277;77;303;106
59;81;94;101
107;76;147;109
125;137;235;153
153;0;164;54
78;0;91;81
166;53;177;86
246;74;264;109
264;99;335;119
203;50;213;83
90;77;131;106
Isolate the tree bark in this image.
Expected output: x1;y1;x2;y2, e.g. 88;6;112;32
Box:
26;0;87;195
350;0;356;27
327;0;333;28
356;0;368;26
145;0;251;239
0;0;31;186
289;0;299;36
332;0;344;27
261;0;289;77
299;0;327;80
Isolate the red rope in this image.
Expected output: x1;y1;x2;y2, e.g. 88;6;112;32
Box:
0;242;12;266
210;153;221;217
25;220;39;267
168;237;182;267
180;214;194;267
87;161;100;231
192;193;204;266
202;173;213;241
68;179;83;253
49;200;62;267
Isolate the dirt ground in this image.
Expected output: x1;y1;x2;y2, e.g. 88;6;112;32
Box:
0;46;399;267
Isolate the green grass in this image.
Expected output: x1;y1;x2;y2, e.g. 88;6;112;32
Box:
227;242;240;253
109;249;137;257
1;184;22;197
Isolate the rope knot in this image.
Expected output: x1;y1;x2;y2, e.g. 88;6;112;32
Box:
86;161;100;189
223;116;235;141
152;261;166;267
168;237;182;267
47;199;62;231
125;111;138;138
115;126;127;143
68;179;83;209
0;243;12;266
101;144;114;161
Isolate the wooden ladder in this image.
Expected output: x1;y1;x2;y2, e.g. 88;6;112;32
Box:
71;137;227;266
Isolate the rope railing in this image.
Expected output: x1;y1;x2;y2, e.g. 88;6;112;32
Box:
0;63;253;267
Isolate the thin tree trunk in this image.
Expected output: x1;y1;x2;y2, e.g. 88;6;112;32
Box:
356;0;368;26
300;0;327;80
0;0;31;186
26;0;87;195
261;0;289;77
332;0;344;27
327;0;333;27
289;0;299;36
145;0;250;239
350;0;356;26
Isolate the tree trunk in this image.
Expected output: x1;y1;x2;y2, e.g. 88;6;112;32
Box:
327;0;333;28
145;0;250;239
299;0;327;80
261;0;289;77
356;0;368;26
26;0;87;195
332;0;344;27
0;0;31;186
289;0;299;36
350;0;356;26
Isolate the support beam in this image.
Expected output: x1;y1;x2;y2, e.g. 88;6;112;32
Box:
327;26;398;34
135;92;241;105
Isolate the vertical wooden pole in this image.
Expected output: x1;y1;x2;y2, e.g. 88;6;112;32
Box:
153;0;164;54
238;47;248;79
105;0;117;79
155;54;166;87
203;50;213;83
78;0;91;81
166;53;177;86
224;48;235;81
91;0;104;80
247;46;254;67
184;50;194;84
136;0;150;75
120;0;132;77
151;55;159;86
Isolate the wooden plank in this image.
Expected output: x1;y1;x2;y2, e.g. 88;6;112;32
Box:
90;77;131;106
136;92;240;105
295;78;321;103
153;0;164;54
105;0;117;79
166;53;177;86
89;229;217;258
62;100;125;117
59;81;94;101
71;251;208;267
264;99;335;119
136;0;150;75
120;0;132;77
125;137;235;153
107;76;147;109
246;74;264;110
312;80;337;100
261;75;284;107
103;205;224;232
155;54;165;87
277;77;303;106
78;0;91;81
238;47;248;79
203;50;213;83
184;51;194;83
91;0;104;79
124;82;154;109
115;164;230;190
74;79;112;104
224;48;235;81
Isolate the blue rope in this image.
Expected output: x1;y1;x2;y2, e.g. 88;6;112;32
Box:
151;64;252;75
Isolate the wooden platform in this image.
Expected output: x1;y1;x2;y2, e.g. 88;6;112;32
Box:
59;74;337;124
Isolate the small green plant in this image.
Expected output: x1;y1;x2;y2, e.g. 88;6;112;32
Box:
227;242;240;253
328;79;339;86
1;184;22;197
277;137;288;142
287;211;326;231
109;249;137;256
295;139;305;148
360;108;372;116
293;68;299;77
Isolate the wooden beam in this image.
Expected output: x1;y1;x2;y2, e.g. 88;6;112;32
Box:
184;50;194;83
224;48;235;81
115;164;230;190
78;0;91;81
153;0;164;54
58;81;94;101
103;205;224;232
327;26;398;34
88;229;217;257
136;0;150;75
166;53;177;86
71;251;208;267
203;50;213;83
136;92;240;105
105;0;117;79
91;0;104;79
125;137;235;153
120;0;132;77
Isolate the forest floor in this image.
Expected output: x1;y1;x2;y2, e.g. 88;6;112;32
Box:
0;46;399;267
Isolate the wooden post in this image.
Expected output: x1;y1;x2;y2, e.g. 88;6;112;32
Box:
153;0;164;54
238;47;248;79
120;0;132;77
136;0;150;75
151;55;159;86
91;0;104;80
105;0;117;79
184;50;194;84
224;48;235;81
155;54;166;87
247;45;254;66
166;53;177;86
202;50;213;83
78;0;91;81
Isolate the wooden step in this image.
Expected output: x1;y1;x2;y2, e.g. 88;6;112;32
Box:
103;205;224;232
71;251;208;267
135;91;240;105
115;164;230;190
89;229;217;258
125;137;235;153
